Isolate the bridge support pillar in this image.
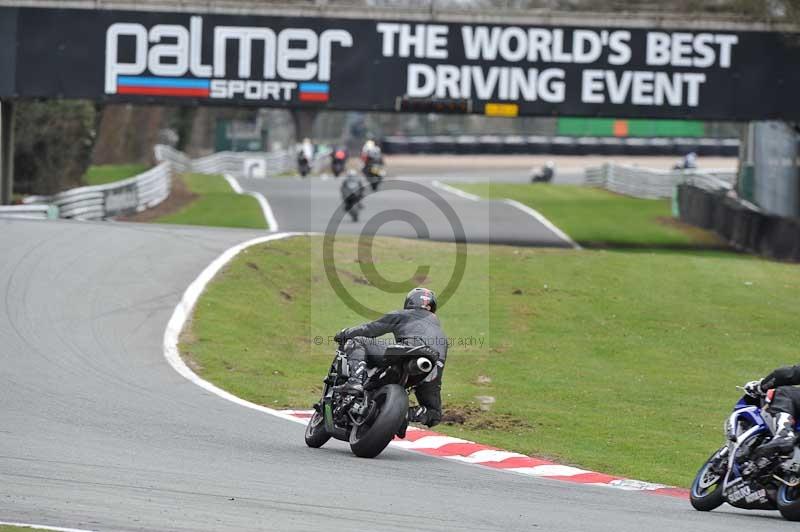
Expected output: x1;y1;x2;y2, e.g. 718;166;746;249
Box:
0;100;15;205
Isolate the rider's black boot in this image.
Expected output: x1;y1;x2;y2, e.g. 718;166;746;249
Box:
337;361;367;394
397;406;428;438
408;405;429;424
758;413;796;457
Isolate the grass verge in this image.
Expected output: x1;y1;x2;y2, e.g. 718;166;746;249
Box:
0;526;53;531
154;173;267;229
181;234;800;487
84;163;148;186
454;183;721;249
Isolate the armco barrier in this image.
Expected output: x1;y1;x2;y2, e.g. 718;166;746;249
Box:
19;144;333;221
677;184;800;262
0;204;58;220
585;163;736;199
187;146;331;178
382;135;739;157
24;161;173;221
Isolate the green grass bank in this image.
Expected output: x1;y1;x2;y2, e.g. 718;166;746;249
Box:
454;183;719;249
155;173;267;229
180;234;799;488
83;163;148;186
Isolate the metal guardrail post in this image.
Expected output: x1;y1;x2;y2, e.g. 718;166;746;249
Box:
0;100;15;205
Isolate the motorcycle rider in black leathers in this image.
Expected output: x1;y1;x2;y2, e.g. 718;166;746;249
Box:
340;170;364;221
334;287;447;427
744;366;800;455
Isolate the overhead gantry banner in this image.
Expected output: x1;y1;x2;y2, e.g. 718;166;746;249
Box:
2;7;799;120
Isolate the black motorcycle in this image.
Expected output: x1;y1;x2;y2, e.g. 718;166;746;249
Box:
531;163;554;183
342;190;363;222
305;342;437;458
297;153;311;177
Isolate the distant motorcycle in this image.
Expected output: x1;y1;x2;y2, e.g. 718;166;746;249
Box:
297;153;311;177
531;162;555;183
363;160;385;191
331;149;347;177
673;152;698;171
340;173;364;222
305;340;438;458
690;389;800;520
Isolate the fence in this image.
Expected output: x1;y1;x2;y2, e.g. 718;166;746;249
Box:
744;121;800;217
15;161;173;221
584;163;737;199
383;135;740;157
1;144;334;221
0;204;59;220
189;146;332;178
677;184;800;262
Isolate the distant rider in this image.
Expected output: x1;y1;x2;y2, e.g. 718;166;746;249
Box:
340;170;364;219
334;288;447;427
299;137;314;160
674;151;697;170
361;139;383;166
744;366;800;455
532;161;555;183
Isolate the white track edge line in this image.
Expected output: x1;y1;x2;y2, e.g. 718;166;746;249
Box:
430;181;581;250
222;174;243;194
223;173;280;231
430;180;481;201
163;231;305;425
0;521;97;532
502;198;582;250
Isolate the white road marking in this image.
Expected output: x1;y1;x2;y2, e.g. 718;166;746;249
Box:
509;465;589;477
431;180;481;201
223;173;280;231
0;521;97;532
391;435;472;449
502;198;581;250
162;232;305;425
222;174;244;194
431;180;579;249
448;450;528;463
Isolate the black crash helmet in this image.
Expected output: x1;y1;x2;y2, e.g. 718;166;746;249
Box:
404;287;437;313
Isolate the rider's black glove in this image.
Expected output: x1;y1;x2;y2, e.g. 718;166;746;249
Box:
743;379;765;398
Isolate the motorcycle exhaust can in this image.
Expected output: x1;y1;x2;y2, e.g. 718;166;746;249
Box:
406;357;433;375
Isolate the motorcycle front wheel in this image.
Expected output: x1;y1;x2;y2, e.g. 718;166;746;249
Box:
304;410;331;448
690;447;727;511
349;384;408;458
777;484;800;521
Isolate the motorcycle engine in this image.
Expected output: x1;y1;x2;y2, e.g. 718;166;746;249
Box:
723;478;776;510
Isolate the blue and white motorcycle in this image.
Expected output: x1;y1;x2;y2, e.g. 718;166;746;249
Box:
691;390;800;520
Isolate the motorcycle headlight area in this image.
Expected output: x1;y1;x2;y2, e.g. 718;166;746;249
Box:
725;417;737;440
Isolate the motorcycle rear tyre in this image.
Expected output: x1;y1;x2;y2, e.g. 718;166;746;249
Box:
778;484;800;521
349;384;408;458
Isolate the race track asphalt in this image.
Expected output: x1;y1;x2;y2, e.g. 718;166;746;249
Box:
0;205;792;530
237;173;573;247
